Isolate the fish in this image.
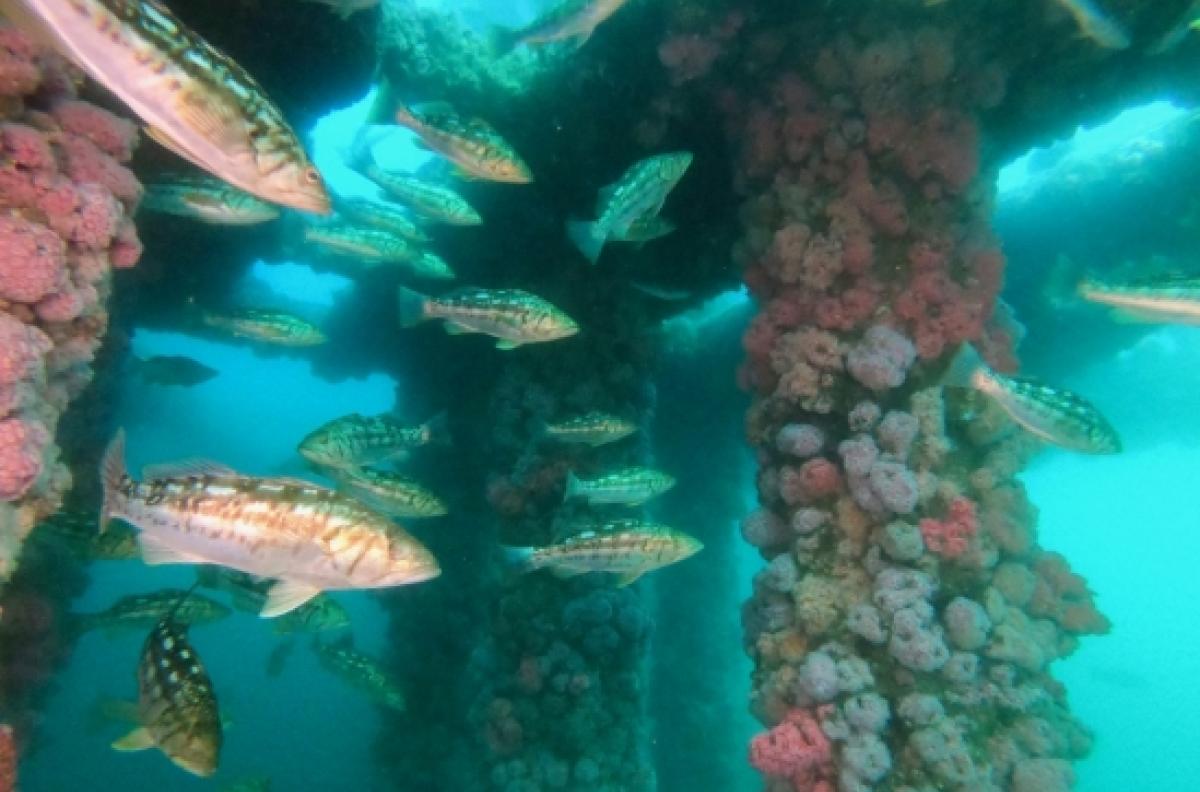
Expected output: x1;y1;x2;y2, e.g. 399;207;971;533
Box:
502;519;703;586
298;411;448;471
361;166;483;226
111;616;222;777
301;0;378;20
131;355;219;387
33;509;140;560
273;595;350;635
99;431;441;617
303;224;455;280
140;178;281;225
394;102;532;184
1051;0;1131;49
941;343;1121;454
1077;273;1200;325
312;638;406;711
0;0;330;213
1149;0;1200;53
543;411;637;447
88;695;234;735
489;0;631;53
331;467;448;518
567;152;693;264
629;281;692;301
71;589;232;635
397;286;580;349
563;466;677;505
194;568;351;633
335;197;430;242
612;213;677;245
202;308;327;347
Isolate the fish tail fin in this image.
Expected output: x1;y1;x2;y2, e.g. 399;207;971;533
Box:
566;219;606;265
487;25;521;56
563;471;582;502
396;286;431;328
365;73;399;125
100;430;129;534
939;342;986;390
421;411;451;446
500;545;537;574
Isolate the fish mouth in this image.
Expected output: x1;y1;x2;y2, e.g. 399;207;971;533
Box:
281;188;332;215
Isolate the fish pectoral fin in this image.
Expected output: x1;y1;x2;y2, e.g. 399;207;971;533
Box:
569;26;596;50
615;571;644;587
138;534;205;566
261;580;323;618
144;125;206;171
142;458;237;479
112;726;155;752
442;321;473;335
175;92;244;149
495;339;522;350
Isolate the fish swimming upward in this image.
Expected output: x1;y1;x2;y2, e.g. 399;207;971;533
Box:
568;152;693;264
0;0;331;213
100;431;441;617
112;617;222;777
941;343;1121;454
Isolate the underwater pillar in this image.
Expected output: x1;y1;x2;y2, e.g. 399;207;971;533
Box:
0;25;142;755
718;21;1109;792
466;337;659;792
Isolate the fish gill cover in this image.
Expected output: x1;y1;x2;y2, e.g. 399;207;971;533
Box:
1;0;1200;790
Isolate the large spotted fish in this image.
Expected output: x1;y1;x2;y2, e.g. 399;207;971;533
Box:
0;0;330;213
941;343;1121;454
111;615;221;777
99;431;440;617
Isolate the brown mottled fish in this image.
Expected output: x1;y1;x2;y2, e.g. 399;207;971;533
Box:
394;102;532;184
490;0;631;53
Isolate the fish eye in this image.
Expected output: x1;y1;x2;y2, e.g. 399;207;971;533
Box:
304;167;322;184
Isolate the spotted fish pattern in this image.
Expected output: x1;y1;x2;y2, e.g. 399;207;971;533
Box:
505;519;703;586
394;104;532;184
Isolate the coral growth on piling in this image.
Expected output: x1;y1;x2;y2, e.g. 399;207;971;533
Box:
0;26;141;582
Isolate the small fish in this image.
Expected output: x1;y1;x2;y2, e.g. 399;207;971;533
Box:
502;519;703;586
941;343;1121;454
202;308;327;347
1052;0;1131;49
332;467;448;518
140;178;281;225
274;595;350;635
563;467;677;505
71;589;231;635
394;102;532;184
543;411;637;447
34;509;139;560
304;224;455;280
301;0;378;20
489;0;631;53
312;638;406;711
397;286;580;349
1;0;330;212
132;355;219;387
336;197;429;242
1077;274;1200;325
112;617;222;777
568;152;693;264
361;166;482;226
298;411;448;471
612;213;677;244
100;431;441;617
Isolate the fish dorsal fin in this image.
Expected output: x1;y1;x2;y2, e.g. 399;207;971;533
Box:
261;580;322;618
143;458;236;479
112;726;155;752
139;534;205;566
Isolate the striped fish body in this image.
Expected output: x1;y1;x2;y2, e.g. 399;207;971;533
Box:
1079;278;1200;324
141;180;281;224
315;642;406;710
203;309;326;347
544;411;637;447
395;104;532;184
333;468;447;518
298;413;441;471
5;0;330;212
113;619;221;777
362;168;482;225
77;590;231;633
100;433;440;616
564;466;676;505
508;0;630;48
337;198;429;242
518;523;702;585
403;287;579;348
596;153;691;237
304;224;420;264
